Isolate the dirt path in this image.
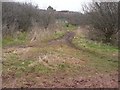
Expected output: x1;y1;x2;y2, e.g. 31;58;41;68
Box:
48;31;75;47
3;31;76;55
2;28;118;88
3;31;73;53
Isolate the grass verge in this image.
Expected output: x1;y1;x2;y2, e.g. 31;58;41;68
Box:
3;32;27;47
72;34;118;74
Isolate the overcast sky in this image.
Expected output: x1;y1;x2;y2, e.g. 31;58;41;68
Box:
14;0;92;12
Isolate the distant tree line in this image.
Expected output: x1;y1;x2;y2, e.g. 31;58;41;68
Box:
2;2;83;37
2;2;36;37
55;11;84;26
2;2;56;37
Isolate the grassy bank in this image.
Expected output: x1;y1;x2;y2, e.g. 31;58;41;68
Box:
3;32;28;47
72;34;118;74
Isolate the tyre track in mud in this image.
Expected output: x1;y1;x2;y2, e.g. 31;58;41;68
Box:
3;31;76;60
48;31;76;47
48;31;118;63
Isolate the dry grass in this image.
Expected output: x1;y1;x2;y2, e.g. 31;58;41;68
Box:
28;26;66;46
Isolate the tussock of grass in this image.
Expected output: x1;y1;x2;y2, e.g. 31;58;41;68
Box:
3;53;53;77
42;30;66;42
3;32;27;47
30;26;66;44
57;63;70;70
64;24;77;31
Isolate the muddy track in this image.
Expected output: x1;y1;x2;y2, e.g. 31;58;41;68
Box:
3;30;117;63
48;31;85;50
48;31;118;63
3;31;76;51
48;31;76;46
3;31;76;56
3;31;118;88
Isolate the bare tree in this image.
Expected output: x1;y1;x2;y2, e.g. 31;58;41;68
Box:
33;6;55;29
2;2;38;36
83;2;118;43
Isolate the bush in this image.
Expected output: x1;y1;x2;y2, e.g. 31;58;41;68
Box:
82;2;118;44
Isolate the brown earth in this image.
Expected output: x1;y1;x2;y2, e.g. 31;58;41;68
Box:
2;28;118;88
2;71;118;88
